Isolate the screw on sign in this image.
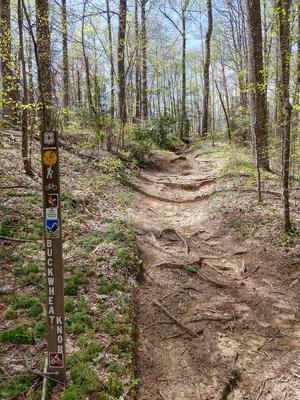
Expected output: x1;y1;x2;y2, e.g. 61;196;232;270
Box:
41;131;66;383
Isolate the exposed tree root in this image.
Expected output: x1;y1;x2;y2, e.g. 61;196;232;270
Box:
219;369;240;400
183;284;202;293
153;300;199;338
140;174;216;191
163;179;215;191
154;260;199;270
196;270;230;288
170;155;187;163
187;314;234;323
159;228;190;254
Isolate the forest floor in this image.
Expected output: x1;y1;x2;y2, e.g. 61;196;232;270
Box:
130;145;300;400
1;130;300;400
0;129;140;399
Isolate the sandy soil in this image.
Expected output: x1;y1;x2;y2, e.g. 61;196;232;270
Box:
129;148;300;400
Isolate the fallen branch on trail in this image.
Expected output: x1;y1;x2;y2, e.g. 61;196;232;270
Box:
159;228;190;254
153;300;199;338
0;236;42;243
255;376;277;400
187;314;234;323
154;261;196;269
0;282;31;296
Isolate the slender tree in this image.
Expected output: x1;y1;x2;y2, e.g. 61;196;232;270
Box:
118;0;127;147
36;0;53;132
61;0;70;119
134;0;141;121
106;0;115;119
82;0;94;115
277;0;292;232
18;0;33;176
0;0;18;123
141;0;148;120
201;0;213;136
246;0;270;191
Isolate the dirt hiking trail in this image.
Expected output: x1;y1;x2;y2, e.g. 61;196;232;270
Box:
129;147;300;400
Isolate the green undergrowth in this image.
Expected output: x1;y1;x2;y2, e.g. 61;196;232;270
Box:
0;218;140;399
0;137;140;399
196;141;300;251
202;143;280;186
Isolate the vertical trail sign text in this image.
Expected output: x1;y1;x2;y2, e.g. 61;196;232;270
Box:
41;131;66;383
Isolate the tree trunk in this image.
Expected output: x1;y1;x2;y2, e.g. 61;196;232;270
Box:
180;9;189;140
61;0;70;120
106;0;115;119
141;0;148;120
215;81;231;142
18;0;33;176
36;0;53;132
0;0;19;124
134;0;141;121
82;2;94;116
246;0;270;174
277;0;292;232
201;0;213;137
118;0;127;147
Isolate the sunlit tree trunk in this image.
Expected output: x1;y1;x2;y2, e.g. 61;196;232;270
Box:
277;0;292;232
106;0;115;119
201;0;213;137
61;0;70;120
118;0;127;147
18;0;33;176
141;0;148;120
0;0;19;124
36;0;53;132
246;0;270;176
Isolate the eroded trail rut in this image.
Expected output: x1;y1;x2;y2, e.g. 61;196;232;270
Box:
129;150;300;400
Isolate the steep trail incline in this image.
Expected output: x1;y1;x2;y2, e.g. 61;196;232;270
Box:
129;149;300;400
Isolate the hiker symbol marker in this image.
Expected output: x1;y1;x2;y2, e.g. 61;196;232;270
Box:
49;353;64;368
47;166;54;180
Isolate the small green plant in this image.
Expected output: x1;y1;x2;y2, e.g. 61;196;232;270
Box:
61;192;77;209
60;385;86;400
0;374;35;398
105;373;123;397
70;363;102;392
65;269;88;296
185;265;197;274
98;156;125;180
116;192;134;206
97;278;121;295
4;308;17;320
100;313;122;336
0;326;35;344
65;300;92;334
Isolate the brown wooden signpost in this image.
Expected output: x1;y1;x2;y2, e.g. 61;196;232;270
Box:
41;131;66;383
